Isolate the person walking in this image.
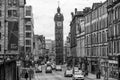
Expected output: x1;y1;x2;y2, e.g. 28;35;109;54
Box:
25;71;28;80
98;69;101;79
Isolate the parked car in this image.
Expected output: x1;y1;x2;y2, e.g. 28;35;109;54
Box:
73;67;79;72
35;68;42;73
64;68;73;77
45;66;52;73
38;66;42;72
55;65;62;71
72;70;84;80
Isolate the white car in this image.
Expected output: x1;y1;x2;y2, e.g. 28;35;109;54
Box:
38;66;42;72
72;70;84;80
55;65;62;71
46;66;52;73
51;64;56;70
64;68;73;77
73;67;79;72
35;66;42;73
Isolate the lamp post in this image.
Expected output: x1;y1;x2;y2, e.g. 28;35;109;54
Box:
4;0;7;80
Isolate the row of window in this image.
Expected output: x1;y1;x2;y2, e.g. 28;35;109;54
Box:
85;17;107;34
108;7;120;25
85;2;107;23
0;0;18;7
108;23;120;38
86;46;108;57
0;10;18;17
109;40;120;54
8;0;18;7
86;30;108;45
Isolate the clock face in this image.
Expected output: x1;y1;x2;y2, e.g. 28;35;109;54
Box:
57;21;62;26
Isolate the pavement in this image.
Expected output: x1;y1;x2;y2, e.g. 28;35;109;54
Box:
21;78;35;80
86;73;117;80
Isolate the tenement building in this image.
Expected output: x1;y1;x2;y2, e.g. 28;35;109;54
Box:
107;0;120;78
70;9;79;66
85;1;108;77
75;9;85;70
0;0;26;80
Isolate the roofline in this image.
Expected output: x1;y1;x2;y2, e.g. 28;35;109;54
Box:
84;0;107;17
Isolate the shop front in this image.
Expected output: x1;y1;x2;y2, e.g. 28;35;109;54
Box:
108;60;118;79
91;59;98;74
0;60;17;80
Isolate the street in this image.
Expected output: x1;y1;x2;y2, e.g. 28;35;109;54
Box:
34;65;91;80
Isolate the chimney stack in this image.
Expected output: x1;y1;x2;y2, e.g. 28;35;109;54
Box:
75;8;77;15
71;12;74;19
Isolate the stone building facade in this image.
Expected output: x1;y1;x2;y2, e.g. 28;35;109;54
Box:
85;1;108;76
107;0;120;78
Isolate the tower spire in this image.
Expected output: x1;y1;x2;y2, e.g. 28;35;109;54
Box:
57;0;60;13
58;0;60;7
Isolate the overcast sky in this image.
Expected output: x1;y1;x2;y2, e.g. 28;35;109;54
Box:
26;0;106;41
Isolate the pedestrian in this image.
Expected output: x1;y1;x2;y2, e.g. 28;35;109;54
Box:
96;71;98;79
98;69;101;79
86;70;88;76
25;71;28;80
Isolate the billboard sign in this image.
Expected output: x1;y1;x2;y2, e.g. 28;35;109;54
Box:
8;21;19;50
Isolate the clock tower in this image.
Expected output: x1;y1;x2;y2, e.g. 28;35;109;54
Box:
54;6;64;65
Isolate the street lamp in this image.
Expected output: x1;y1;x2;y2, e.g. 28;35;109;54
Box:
4;0;7;80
